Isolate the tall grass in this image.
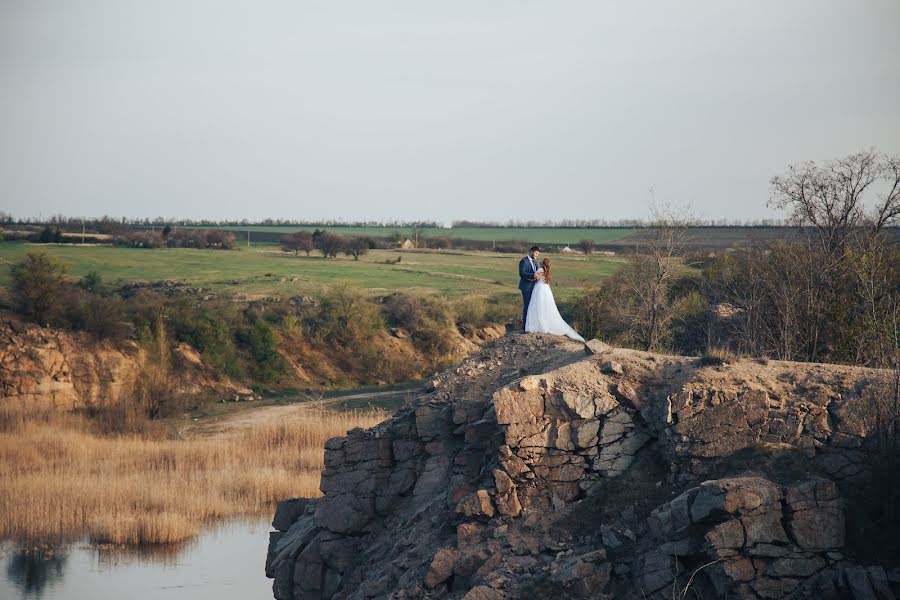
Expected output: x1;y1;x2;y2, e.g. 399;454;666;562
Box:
0;404;386;546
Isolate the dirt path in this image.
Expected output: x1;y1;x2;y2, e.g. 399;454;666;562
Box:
179;389;407;439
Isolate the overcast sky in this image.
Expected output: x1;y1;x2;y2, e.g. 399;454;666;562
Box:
1;1;899;223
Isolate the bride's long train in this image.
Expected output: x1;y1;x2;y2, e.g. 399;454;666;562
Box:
525;278;585;342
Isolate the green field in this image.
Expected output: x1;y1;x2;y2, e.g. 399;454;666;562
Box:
185;225;636;245
0;243;625;299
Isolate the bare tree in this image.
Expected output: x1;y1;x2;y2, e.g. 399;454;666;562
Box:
621;201;692;351
769;150;900;256
577;239;594;255
281;231;314;256
344;237;370;261
316;232;346;259
768;150;900;365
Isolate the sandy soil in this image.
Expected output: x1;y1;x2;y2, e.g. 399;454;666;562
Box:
180;389;404;439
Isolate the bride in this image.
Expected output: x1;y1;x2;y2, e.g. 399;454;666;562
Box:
525;258;585;342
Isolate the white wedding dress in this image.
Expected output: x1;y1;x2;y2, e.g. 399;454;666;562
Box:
525;269;585;342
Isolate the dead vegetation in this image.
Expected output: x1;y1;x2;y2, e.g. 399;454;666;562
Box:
0;402;387;546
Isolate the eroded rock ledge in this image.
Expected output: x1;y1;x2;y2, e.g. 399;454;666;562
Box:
267;334;899;600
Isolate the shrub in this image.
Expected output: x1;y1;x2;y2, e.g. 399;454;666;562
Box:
384;293;455;356
454;296;488;329
83;294;129;340
170;304;243;378
312;285;383;346
483;295;518;325
11;251;67;324
125;290;168;339
116;230;164;248
571;285;609;342
204;229;235;249
699;346;737;366
236;319;287;383
79;270;103;293
127;321;180;421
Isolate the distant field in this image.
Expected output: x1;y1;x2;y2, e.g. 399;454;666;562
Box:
184;225;636;245
0;243;625;299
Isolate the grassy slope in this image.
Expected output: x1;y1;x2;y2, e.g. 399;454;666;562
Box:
0;243;624;299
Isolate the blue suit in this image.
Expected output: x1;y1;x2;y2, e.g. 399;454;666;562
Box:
519;255;538;331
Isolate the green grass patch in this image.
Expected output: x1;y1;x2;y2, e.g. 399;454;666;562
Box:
0;243;625;299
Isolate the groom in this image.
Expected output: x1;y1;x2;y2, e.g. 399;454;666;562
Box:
518;246;541;331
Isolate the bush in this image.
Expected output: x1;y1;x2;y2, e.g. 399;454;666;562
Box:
454;296;488;329
11;251;67;324
571;285;609;342
236;319;287;383
170;303;243;378
312;285;383;346
116;230;164;248
483;295;518;325
384;293;455;356
126;290;167;339
160;229;235;249
204;230;235;249
37;226;63;243
698;346;737;366
79;270;103;293
83;295;129;340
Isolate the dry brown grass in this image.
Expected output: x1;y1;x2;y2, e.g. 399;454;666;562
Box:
0;403;387;546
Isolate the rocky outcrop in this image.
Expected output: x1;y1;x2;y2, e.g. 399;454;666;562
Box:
642;476;846;598
0;309;507;410
0;316;230;409
0;317;141;409
267;334;899;600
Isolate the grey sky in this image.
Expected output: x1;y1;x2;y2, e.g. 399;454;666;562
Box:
1;1;899;223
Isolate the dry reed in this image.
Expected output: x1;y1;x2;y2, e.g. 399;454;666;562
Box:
0;404;386;546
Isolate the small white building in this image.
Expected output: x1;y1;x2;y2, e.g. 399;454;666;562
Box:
561;246;575;253
400;238;415;249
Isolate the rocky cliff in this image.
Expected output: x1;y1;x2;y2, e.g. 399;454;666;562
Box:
0;317;140;409
0;315;227;410
0;311;507;411
267;333;900;600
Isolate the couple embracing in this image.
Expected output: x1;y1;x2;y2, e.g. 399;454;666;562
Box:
518;246;585;342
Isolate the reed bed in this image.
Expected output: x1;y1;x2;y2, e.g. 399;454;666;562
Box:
0;404;387;546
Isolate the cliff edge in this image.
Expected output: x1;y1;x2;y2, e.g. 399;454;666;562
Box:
267;333;899;600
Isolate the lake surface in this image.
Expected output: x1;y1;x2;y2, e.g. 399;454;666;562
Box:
0;519;273;600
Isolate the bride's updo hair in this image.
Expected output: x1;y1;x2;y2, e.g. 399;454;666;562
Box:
541;258;551;284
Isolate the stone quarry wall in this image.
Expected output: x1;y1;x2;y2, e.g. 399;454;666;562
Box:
267;334;899;600
0;315;233;410
0;317;141;409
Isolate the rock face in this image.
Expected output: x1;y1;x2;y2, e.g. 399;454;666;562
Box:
0;317;140;409
267;333;899;600
0;315;233;409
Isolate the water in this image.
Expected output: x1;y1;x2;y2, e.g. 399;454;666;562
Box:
0;520;273;600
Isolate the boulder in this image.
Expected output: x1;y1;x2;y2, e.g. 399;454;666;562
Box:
457;490;496;518
424;547;459;589
583;339;611;355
